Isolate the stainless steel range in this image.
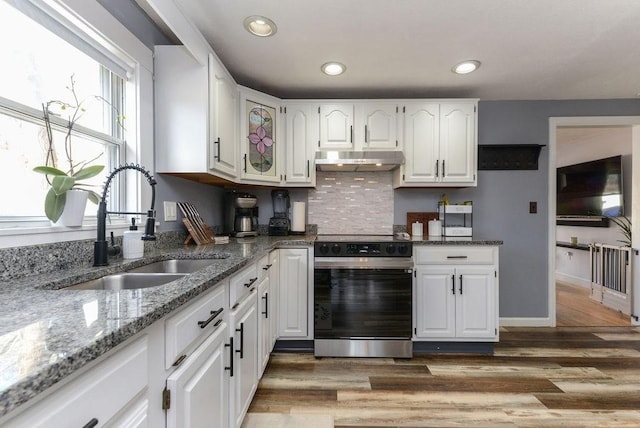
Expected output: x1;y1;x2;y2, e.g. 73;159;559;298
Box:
313;235;413;358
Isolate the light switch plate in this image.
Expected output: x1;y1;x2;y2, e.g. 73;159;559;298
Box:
164;201;177;221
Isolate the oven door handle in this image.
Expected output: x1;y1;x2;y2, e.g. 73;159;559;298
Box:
314;257;414;270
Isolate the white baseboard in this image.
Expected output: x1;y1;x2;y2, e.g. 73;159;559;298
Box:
499;317;554;327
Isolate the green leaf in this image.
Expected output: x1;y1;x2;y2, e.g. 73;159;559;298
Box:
51;176;76;195
33;166;67;176
73;165;105;181
44;188;66;222
87;190;101;205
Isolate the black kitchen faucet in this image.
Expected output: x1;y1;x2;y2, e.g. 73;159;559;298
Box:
93;164;156;266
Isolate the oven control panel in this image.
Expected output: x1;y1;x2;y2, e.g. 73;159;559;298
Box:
315;242;412;257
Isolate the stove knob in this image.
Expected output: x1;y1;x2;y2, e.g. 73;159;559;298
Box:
331;244;341;255
318;244;329;255
386;244;396;255
397;244;409;255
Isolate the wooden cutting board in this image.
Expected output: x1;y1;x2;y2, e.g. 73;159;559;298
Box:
406;212;439;235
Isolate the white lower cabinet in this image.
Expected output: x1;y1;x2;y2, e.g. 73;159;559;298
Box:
268;250;280;348
414;246;499;341
229;289;259;428
163;281;230;428
165;322;230;428
278;248;310;338
3;336;149;428
257;253;275;377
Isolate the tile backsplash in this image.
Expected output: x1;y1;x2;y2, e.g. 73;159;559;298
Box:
308;171;393;235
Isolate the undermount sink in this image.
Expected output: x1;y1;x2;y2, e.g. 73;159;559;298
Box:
64;273;188;290
126;258;224;274
62;257;229;291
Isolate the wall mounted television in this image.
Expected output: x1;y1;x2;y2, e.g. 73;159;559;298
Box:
556;155;624;227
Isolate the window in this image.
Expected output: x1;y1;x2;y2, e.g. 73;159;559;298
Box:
0;0;131;226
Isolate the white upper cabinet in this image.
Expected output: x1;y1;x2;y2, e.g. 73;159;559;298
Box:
357;102;400;150
282;102;317;186
439;102;477;184
319;103;354;150
394;100;477;188
401;102;440;182
154;46;238;180
239;87;282;184
209;54;238;177
319;102;400;151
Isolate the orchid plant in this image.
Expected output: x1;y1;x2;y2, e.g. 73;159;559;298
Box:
33;75;121;222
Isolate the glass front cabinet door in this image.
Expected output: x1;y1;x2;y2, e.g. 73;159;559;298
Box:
239;87;282;184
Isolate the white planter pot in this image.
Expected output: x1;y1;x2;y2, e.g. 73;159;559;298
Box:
53;189;89;227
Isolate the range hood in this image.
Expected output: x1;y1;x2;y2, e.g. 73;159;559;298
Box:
314;151;404;172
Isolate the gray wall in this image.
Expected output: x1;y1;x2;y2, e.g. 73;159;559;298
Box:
394;100;640;319
154;175;226;232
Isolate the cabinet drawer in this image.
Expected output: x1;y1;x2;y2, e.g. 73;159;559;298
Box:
414;246;496;265
165;283;227;369
229;263;259;307
257;254;271;281
4;337;148;427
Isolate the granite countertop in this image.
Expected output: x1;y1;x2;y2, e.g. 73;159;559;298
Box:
0;233;501;418
0;235;314;419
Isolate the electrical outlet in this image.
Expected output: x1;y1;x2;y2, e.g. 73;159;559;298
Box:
164;201;177;221
529;201;537;214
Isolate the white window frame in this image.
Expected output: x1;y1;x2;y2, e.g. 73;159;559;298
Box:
0;0;154;249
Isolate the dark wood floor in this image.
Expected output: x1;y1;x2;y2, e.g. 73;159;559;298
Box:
556;281;631;327
246;326;640;427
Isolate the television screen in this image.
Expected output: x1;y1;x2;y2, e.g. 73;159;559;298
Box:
556;155;624;218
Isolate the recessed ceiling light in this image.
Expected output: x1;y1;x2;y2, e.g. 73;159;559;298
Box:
243;15;277;37
452;60;481;75
321;62;346;76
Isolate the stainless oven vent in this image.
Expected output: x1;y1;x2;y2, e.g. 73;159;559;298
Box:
314;151;404;172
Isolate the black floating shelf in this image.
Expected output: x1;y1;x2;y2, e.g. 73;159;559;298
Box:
478;144;545;170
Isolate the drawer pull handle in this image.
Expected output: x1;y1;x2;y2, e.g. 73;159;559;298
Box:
262;264;273;271
244;277;258;288
225;337;234;377
198;308;224;329
83;419;99;428
214;137;221;161
262;292;269;318
236;323;244;359
173;354;187;367
447;256;468;259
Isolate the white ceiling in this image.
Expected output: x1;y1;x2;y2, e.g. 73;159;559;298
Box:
153;0;640;100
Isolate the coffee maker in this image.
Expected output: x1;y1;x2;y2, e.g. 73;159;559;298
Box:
268;189;290;236
227;192;259;237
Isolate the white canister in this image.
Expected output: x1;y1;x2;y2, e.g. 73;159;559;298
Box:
428;220;442;237
411;221;423;240
291;201;306;233
123;218;144;259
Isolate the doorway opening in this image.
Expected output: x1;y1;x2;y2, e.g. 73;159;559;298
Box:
549;117;640;327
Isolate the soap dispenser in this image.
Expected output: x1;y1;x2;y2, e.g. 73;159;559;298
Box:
123;218;144;259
